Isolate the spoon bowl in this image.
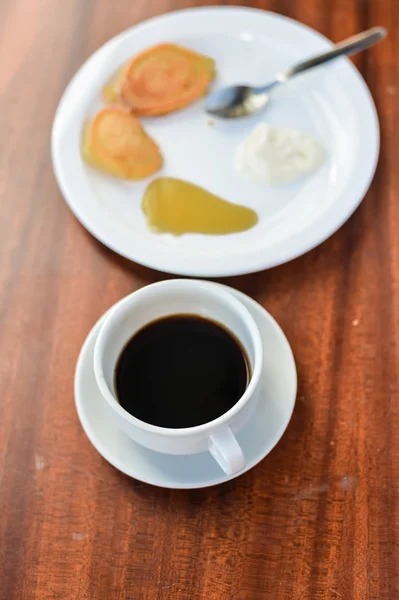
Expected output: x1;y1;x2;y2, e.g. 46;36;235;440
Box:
205;86;270;119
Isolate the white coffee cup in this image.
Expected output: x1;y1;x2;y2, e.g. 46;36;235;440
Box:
93;280;263;475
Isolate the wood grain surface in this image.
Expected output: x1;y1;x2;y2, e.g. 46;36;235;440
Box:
0;1;398;598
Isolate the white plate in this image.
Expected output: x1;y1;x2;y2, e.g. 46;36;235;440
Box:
75;284;297;489
52;7;379;277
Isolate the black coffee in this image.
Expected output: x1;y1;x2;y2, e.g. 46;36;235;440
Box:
115;315;250;428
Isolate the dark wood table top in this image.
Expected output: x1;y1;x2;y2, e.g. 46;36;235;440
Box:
1;1;398;598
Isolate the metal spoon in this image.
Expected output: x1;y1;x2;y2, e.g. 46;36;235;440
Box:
205;27;386;119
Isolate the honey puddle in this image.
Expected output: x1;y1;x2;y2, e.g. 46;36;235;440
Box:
142;177;258;235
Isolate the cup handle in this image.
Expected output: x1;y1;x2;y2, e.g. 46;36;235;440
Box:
209;426;245;475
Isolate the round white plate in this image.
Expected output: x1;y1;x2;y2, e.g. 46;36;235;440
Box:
52;7;379;277
75;284;297;489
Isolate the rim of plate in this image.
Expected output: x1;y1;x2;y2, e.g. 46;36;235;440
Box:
74;284;297;489
52;6;380;277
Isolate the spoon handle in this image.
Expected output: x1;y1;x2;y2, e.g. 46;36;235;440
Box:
276;26;386;83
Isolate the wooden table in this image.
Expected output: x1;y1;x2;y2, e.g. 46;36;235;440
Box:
1;1;398;598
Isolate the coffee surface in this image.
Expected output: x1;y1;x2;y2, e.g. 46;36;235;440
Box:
115;315;249;428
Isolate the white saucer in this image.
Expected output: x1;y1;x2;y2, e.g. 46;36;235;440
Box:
52;7;379;277
75;284;297;489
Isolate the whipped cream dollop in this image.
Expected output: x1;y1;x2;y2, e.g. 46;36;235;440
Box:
234;123;326;185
